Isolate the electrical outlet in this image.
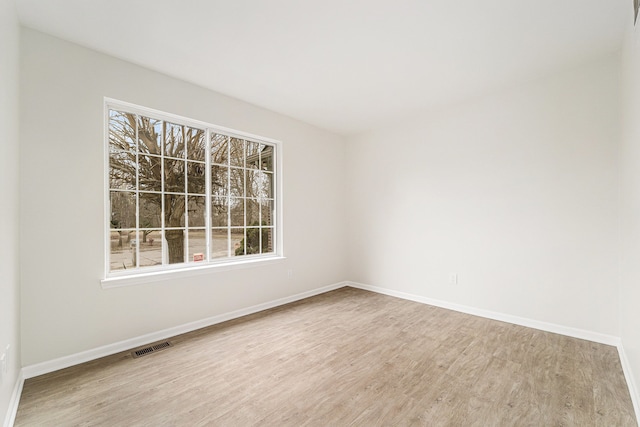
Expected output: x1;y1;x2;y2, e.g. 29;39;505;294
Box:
287;269;294;279
449;273;458;285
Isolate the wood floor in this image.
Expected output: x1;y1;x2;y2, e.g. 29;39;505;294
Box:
14;287;637;426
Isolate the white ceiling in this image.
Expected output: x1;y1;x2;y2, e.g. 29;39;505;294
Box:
16;0;629;136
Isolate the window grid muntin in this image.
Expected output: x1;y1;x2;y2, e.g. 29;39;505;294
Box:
134;115;140;268
226;136;232;257
182;125;189;264
107;103;278;277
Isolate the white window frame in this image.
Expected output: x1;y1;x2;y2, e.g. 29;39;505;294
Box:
101;98;284;288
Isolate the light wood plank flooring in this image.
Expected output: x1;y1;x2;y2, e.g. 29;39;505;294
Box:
14;287;637;426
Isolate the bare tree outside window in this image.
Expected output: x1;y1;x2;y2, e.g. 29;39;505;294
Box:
107;103;277;276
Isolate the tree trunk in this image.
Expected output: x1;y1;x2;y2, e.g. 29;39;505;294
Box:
165;229;184;264
164;194;186;263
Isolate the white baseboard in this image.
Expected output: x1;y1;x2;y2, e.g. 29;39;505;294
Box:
349;281;638;422
617;343;640;422
11;280;640;425
3;371;24;427
22;281;348;379
347;281;621;346
22;280;622;380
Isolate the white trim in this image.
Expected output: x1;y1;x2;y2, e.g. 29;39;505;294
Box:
103;98;281;146
101;256;286;288
13;281;639;424
617;342;640;422
347;281;621;346
3;370;24;427
274;139;284;259
351;281;638;421
22;281;348;379
103;103;111;278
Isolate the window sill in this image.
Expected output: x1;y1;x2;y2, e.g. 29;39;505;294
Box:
101;256;287;289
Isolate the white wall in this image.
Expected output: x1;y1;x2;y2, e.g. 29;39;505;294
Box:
0;0;21;423
620;14;640;406
14;12;635;408
347;54;621;336
19;28;347;366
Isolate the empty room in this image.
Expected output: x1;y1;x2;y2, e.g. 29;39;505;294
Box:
3;0;640;425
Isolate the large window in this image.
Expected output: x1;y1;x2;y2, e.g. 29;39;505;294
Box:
105;100;280;278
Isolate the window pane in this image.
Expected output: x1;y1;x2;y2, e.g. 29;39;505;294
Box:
165;122;185;159
109;110;136;152
139;193;162;228
233;227;272;256
230;138;244;167
187;196;206;227
245;227;262;255
230;198;245;227
260;199;274;226
211;133;228;165
109;230;136;271
230;168;245;197
188;229;206;263
138;154;162;192
246;141;262;169
211;229;228;259
235;227;266;256
261;145;274;171
231;228;245;256
164;228;185;264
247;170;272;199
109;150;136;190
164;194;185;227
211;165;228;197
211;197;228;227
187;161;206;194
138;117;162;156
186;127;206;161
110;191;136;229
246;199;260;226
138;230;162;267
164;158;185;193
262;228;274;254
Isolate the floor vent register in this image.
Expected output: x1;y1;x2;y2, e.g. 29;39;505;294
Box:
131;341;173;359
